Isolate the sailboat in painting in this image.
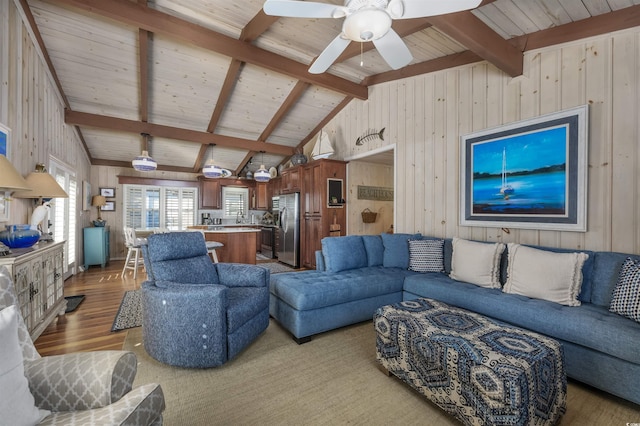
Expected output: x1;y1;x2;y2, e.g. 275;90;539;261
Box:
500;147;514;199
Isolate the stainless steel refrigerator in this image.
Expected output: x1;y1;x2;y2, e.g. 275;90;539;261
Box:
278;192;300;268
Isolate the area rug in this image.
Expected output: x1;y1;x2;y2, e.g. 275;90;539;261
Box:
64;295;85;313
259;261;295;274
111;290;142;332
123;320;638;425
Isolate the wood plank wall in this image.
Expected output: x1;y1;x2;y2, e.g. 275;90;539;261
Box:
330;28;640;255
1;1;91;265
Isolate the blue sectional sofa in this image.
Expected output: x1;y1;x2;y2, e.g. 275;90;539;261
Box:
269;233;640;405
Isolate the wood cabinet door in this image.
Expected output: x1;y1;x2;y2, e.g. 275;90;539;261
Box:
302;215;322;269
256;183;269;210
200;179;221;209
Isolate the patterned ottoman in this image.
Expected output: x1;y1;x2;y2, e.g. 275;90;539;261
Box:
375;298;566;426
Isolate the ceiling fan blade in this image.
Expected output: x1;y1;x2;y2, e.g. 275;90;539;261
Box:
391;0;482;19
309;35;351;74
372;29;412;70
263;0;346;18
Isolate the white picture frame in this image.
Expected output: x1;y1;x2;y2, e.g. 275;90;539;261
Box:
0;123;12;222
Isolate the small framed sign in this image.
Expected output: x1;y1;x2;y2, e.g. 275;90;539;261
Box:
101;201;116;212
100;187;115;197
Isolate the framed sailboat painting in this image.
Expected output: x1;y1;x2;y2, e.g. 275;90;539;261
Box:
460;105;588;232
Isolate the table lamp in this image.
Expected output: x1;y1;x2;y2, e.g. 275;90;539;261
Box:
0;155;32;254
12;163;68;241
92;195;107;227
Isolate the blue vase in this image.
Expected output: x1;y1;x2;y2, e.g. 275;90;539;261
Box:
0;224;41;248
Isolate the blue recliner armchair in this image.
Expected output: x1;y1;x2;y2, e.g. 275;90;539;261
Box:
141;232;270;368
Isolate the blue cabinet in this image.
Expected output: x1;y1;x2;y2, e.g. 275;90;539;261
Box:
84;226;110;269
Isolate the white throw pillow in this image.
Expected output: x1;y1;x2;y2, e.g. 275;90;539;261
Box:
0;305;50;425
449;238;505;288
503;243;588;306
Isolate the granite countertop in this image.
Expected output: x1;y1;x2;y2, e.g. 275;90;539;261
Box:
191;226;261;233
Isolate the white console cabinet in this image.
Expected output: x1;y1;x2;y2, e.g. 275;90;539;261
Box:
0;241;66;340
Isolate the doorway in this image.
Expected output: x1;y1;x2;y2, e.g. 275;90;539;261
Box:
344;145;396;235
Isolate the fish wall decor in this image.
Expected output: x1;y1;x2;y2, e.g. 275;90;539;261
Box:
356;128;385;146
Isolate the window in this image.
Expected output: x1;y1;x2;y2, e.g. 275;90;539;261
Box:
222;186;248;219
49;159;77;278
123;185;197;230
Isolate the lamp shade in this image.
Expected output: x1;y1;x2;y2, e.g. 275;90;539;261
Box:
0;155;31;192
91;195;107;207
132;150;157;172
202;158;223;178
254;165;271;182
12;165;68;199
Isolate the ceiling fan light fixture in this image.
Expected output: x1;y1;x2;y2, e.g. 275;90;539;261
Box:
343;8;391;42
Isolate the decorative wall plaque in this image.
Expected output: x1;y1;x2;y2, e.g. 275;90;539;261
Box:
357;185;394;201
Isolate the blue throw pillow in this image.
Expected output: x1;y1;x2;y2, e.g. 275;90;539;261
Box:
381;233;421;269
362;235;384;267
321;236;367;273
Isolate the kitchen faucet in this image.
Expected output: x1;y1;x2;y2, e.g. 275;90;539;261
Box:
236;209;244;224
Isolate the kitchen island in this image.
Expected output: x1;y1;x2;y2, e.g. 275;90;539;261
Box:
188;226;261;264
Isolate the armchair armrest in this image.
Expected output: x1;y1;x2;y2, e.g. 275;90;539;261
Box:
39;383;165;426
142;281;229;367
215;263;269;288
24;351;137;412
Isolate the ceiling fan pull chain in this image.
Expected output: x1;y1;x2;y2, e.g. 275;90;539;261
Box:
360;42;364;67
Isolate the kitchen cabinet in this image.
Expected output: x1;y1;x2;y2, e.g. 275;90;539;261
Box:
0;241;65;340
84;226;110;269
300;159;347;269
200;178;221;209
255;182;269;210
280;166;301;194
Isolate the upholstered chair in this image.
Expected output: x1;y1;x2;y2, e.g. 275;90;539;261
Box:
141;231;270;368
0;266;165;425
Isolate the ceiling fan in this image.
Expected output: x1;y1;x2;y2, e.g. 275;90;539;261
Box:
263;0;482;74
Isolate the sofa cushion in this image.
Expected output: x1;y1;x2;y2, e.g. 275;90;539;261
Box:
408;239;445;273
362;235;384;267
321;236;367;273
449;237;505;288
609;257;640;323
403;274;640;365
503;243;588;307
590;251;640;307
381;233;421;269
270;267;416;310
0;305;50;425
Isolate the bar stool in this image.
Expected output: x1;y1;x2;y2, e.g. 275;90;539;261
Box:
122;227;146;279
205;241;224;263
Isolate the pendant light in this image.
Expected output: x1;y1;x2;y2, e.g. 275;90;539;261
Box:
254;151;270;182
132;133;157;171
202;145;223;178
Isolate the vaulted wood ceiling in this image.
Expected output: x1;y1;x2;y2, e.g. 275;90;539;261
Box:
22;0;640;176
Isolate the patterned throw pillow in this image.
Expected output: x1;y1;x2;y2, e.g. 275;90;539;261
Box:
408;239;444;273
609;257;640;323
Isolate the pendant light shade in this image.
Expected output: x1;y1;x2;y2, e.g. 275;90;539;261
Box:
132;150;157;172
203;158;223;178
254;165;270;182
254;152;270;182
133;133;157;171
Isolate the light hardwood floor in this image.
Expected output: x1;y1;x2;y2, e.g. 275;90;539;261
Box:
34;261;144;356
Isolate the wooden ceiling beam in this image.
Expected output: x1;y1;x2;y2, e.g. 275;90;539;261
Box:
260;81;310;142
65;110;295;156
46;0;368;100
192;144;210;173
240;10;279;42
510;4;640;52
425;10;523;77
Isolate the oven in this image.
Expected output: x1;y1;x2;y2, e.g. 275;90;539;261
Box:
261;226;275;259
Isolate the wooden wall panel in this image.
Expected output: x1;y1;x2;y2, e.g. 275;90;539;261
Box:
331;28;640;255
2;1;91;271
